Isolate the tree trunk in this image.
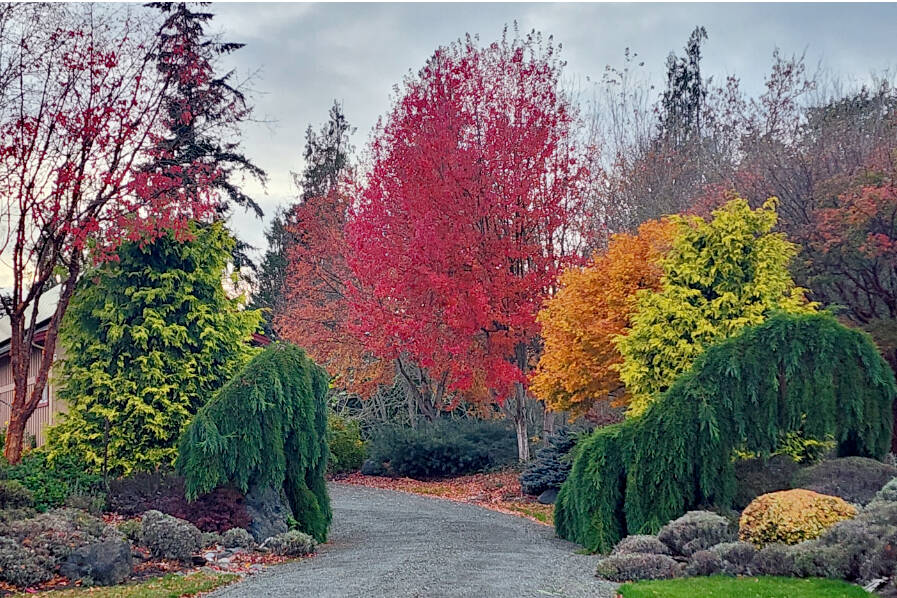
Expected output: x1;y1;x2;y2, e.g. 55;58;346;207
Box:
513;382;530;462
3;414;27;464
2;267;79;464
541;400;556;442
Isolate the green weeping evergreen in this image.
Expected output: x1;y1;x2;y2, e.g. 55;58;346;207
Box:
555;312;896;553
177;343;332;542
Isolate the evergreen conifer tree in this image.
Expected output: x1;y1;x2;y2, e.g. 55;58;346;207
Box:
178;343;332;542
147;2;266;266
251;101;354;334
50;223;260;476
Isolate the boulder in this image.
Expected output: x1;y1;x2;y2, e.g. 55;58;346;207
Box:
537;488;559;505
59;539;132;586
244;482;291;542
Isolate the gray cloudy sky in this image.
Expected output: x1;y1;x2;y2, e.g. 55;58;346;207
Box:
208;2;897;259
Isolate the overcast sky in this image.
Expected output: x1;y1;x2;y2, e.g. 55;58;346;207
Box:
205;3;897;258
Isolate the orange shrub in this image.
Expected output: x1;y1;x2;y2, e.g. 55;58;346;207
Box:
739;489;857;547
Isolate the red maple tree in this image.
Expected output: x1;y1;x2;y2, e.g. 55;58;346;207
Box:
0;7;222;462
346;29;591;460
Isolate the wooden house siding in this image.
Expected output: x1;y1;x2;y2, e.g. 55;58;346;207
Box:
0;347;65;448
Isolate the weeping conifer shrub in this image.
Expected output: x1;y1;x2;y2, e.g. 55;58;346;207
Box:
555;312;896;553
177;343;331;542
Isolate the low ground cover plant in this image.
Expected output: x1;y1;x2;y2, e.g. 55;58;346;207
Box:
617;576;871;598
365;418;517;480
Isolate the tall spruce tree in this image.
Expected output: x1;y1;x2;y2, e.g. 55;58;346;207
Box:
659;26;708;148
252;101;355;334
49;223;261;476
147;2;266;266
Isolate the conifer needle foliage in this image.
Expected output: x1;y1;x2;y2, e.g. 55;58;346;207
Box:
555;312;896;553
616;199;813;416
50;223;260;476
178;343;332;543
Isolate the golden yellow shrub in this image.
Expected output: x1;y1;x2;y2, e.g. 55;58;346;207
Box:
739;489;857;547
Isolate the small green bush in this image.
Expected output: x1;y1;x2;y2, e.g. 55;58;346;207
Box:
709;541;757;573
754;544;796;577
791;457;897;505
366;419;517;480
871;477;897;505
0;536;54;588
0;479;34;509
595;553;682;582
118;519;142;544
657;511;736;557
221;527;256;549
327;414;366;474
611;535;671;556
774;431;836;464
260;530;316;556
201;531;223;547
789;540;852;579
684;550;724;577
139;510;202;561
1;449;101;511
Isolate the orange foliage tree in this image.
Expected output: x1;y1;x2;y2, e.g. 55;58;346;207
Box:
276;189;391;397
531;219;675;416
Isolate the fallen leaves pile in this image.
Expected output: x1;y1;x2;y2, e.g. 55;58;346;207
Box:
338;470;554;525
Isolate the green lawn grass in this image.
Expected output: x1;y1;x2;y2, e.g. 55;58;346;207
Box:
618;576;871;598
11;571;239;598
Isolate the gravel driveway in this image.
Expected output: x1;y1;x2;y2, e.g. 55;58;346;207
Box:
212;482;617;598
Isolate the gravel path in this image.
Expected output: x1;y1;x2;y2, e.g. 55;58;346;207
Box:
212;482;617;598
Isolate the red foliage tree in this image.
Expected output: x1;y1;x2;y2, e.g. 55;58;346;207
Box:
0;6;223;463
277;189;391;398
346;29;590;460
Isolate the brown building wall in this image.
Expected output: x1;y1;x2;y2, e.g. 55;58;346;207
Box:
0;347;65;448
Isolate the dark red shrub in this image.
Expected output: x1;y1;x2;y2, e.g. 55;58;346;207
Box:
106;471;249;533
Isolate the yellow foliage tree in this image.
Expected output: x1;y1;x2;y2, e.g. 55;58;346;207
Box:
616;198;814;416
531;219;675;416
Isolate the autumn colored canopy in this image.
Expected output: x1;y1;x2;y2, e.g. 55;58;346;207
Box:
346;30;591;403
531;219;674;416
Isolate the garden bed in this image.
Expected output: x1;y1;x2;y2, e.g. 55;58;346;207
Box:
617;576;871;597
4;571;238;598
338;470;553;525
